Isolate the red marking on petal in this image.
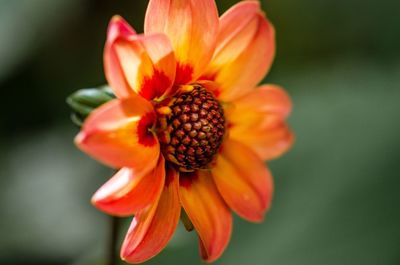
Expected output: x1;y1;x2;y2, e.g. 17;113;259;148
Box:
164;164;176;187
212;88;221;98
179;171;198;188
196;78;221;98
198;72;216;82
218;144;224;154
137;112;157;147
140;70;172;100
174;63;194;85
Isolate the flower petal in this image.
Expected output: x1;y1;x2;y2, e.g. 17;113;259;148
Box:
231;123;294;161
104;16;137;99
91;156;165;217
179;170;232;262
234;84;292;118
145;0;219;84
105;16;176;100
202;3;275;101
121;166;180;263
212;139;274;222
211;1;261;66
227;85;294;160
75;97;160;170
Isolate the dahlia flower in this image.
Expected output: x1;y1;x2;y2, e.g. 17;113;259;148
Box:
75;0;293;263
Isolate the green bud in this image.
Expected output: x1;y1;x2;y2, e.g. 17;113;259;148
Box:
66;85;115;127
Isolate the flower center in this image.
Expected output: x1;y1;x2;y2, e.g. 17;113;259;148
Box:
158;85;225;172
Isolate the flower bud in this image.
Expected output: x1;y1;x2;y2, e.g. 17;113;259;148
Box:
66;85;115;126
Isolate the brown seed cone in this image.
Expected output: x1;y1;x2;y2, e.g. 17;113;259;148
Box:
160;85;225;171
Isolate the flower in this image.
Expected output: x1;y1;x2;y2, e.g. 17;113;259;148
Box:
75;0;294;263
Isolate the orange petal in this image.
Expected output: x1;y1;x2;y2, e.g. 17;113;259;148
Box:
145;0;219;84
105;16;176;100
91;156;165;217
234;84;292;118
202;3;275;101
121;166;180;263
212;139;274;222
231;122;294;161
179;170;232;263
74;97;160;171
104;16;137;99
227;85;294;160
211;1;261;67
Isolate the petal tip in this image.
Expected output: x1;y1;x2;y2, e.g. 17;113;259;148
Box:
107;15;136;42
74;131;87;148
90;189;103;206
234;205;267;223
119;251;143;264
120;252;131;263
246;212;265;223
111;14;123;22
238;0;261;10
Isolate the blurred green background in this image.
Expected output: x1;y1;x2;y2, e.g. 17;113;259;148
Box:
1;0;399;264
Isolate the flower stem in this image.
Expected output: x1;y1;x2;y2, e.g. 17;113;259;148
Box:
108;216;120;265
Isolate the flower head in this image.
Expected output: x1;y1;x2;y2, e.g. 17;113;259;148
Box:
75;0;293;263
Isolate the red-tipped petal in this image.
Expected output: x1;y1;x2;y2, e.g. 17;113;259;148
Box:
179;170;232;262
212;139;274;222
105;16;176;100
104;16;137;99
91;156;165;216
121;166;180;263
228;85;294;160
74;97;159;171
145;0;219;84
203;3;275;101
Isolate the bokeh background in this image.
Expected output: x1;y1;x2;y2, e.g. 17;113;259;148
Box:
1;0;399;264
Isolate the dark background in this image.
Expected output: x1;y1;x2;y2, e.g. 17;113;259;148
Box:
1;0;399;264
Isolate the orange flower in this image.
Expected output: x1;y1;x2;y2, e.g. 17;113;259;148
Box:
75;0;293;263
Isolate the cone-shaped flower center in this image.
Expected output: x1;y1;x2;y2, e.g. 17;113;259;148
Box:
159;85;225;171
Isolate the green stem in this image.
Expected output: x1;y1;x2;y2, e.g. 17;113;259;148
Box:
108;216;120;265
